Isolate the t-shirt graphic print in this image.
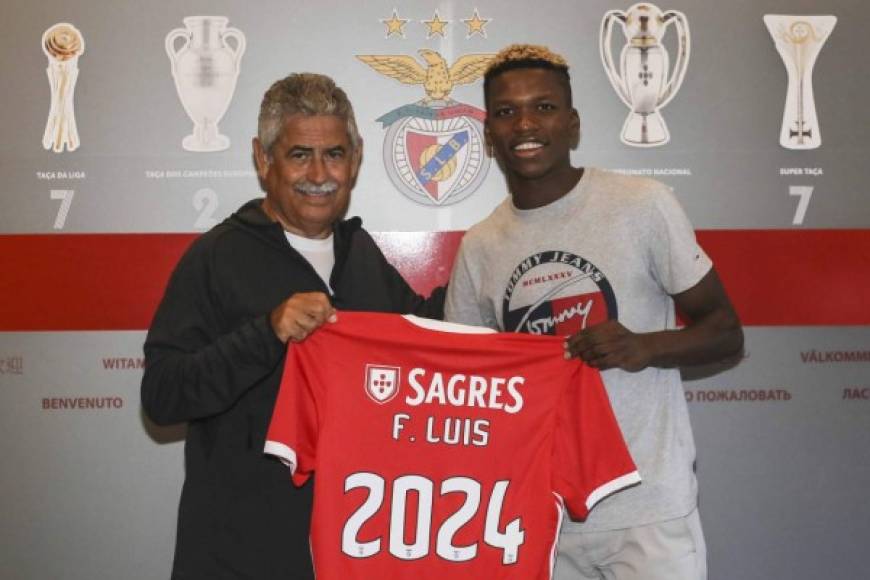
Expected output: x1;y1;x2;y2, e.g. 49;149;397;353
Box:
502;250;618;336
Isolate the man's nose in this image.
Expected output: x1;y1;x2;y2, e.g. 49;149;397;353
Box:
514;110;537;131
307;155;327;183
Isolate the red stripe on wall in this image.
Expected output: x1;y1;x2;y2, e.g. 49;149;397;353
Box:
0;230;867;331
0;234;195;332
696;230;870;327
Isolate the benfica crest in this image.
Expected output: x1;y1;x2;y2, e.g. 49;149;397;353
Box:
364;364;401;404
357;49;494;206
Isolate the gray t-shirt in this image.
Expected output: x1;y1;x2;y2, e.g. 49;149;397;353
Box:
445;167;712;532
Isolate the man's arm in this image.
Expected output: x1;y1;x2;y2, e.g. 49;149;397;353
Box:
142;292;334;426
333;228;446;319
140;237;335;426
564;268;743;371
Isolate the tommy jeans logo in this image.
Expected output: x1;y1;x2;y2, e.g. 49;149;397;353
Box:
365;364;401;404
502;250;617;336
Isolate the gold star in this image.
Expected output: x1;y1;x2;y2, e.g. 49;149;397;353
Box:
422;11;449;38
462;9;491;38
381;9;409;38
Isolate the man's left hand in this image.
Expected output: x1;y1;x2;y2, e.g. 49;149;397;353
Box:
564;320;652;372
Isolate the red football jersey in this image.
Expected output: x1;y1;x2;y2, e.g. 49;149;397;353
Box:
265;312;639;579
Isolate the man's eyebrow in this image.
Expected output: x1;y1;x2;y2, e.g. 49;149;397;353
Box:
285;144;347;152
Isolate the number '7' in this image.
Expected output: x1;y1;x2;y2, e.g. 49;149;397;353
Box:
789;185;813;225
51;189;75;229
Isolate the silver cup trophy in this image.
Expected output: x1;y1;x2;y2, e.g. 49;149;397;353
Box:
600;3;690;147
166;16;246;152
42;23;85;153
764;15;836;150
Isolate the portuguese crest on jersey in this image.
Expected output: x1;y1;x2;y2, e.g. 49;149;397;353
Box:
365;364;401;404
357;49;494;206
503;251;618;335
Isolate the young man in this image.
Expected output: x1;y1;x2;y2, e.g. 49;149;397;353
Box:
445;44;743;580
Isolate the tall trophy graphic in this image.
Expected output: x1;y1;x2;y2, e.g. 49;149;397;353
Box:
42;23;85;153
166;16;245;152
764;15;836;150
600;3;690;147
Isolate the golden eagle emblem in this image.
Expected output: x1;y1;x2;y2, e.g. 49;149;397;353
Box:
356;49;494;102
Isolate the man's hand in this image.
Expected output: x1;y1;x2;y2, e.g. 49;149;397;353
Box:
564;320;653;372
270;292;337;344
564;270;744;372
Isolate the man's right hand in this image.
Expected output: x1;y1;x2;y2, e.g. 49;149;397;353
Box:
270;292;337;344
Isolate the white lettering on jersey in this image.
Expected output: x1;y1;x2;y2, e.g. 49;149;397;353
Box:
406;368;525;413
392;413;410;440
341;473;524;564
426;417;490;447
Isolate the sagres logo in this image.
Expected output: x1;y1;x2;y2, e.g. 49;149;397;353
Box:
357;9;495;206
365;364;401;404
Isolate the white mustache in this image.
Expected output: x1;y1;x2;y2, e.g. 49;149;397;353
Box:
294;181;339;195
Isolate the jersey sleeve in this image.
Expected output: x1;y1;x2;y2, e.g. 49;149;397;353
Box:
552;363;641;520
264;342;319;487
647;185;713;295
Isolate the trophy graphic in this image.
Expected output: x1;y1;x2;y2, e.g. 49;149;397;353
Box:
166;16;245;152
600;3;690;147
42;23;85;153
764;15;836;150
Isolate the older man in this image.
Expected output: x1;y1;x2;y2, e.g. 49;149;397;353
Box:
142;73;443;579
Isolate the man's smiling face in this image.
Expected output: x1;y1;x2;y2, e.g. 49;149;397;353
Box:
484;67;579;193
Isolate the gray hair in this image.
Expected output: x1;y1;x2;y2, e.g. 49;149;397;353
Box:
257;73;362;153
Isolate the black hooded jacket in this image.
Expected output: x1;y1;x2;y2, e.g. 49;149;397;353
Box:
142;199;444;579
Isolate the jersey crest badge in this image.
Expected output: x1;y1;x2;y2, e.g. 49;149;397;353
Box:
365;364;401;404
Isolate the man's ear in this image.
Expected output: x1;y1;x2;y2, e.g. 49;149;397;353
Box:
252;137;270;179
350;139;364;184
570;109;581;150
484;121;493;157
